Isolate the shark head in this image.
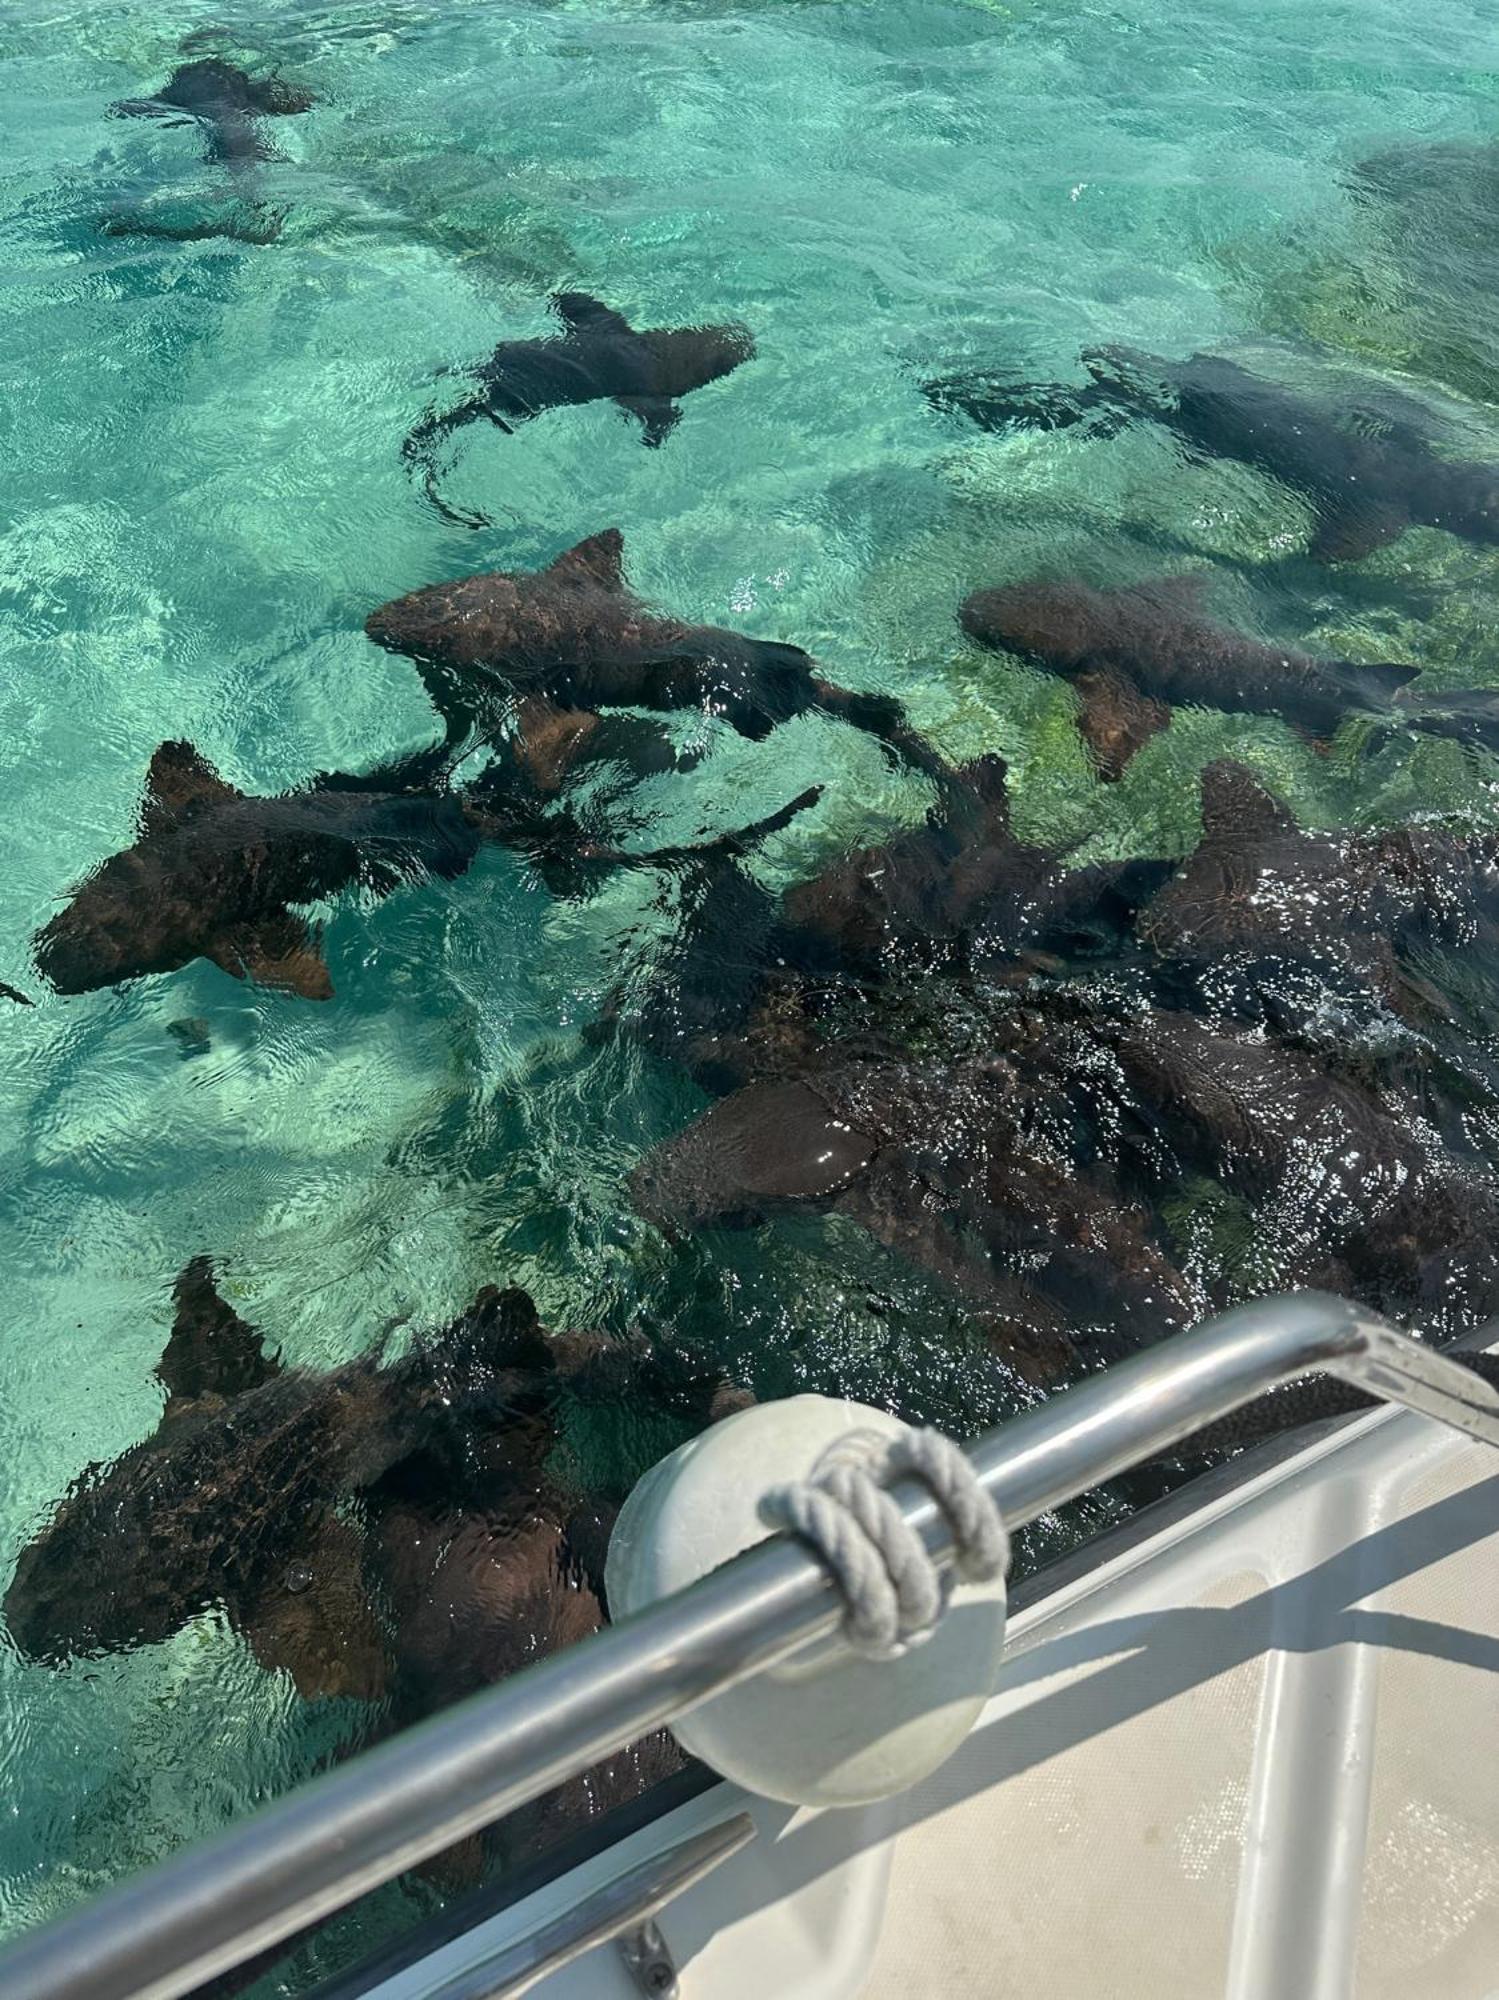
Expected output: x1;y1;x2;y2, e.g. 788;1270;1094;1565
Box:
960;578;1113;670
364;530;631;672
630;1079;877;1236
638;323;756;394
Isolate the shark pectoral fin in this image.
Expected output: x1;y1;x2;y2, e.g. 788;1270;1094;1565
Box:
157;1257;279;1413
1072;667;1170;780
210;915;333;1000
615;396;681;447
508;697;602;794
141;740;242;835
551;291;636;339
1307;501;1409;564
240;1516;391;1702
544;528;628;591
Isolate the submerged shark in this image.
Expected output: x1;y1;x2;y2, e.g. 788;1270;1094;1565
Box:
365;528;932;767
1105;1000;1499;1328
3;1265;547;1677
4;1261;746;1911
1137;758;1499;1022
957;574;1499;776
928;347;1499;563
33;737;821;1000
34;741;485;1001
110;58;315;168
773;753;1170;976
596;756;1173;1101
106;58;314;245
631;1040;1199;1382
5;1261;747;1687
404;293;755;526
602;754;1170;1094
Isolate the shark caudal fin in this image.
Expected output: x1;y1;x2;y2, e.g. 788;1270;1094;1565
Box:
520;786;823;902
924;369;1135;437
807;678;951;780
1392;685;1499;757
156;1258;280;1417
402;400;498;530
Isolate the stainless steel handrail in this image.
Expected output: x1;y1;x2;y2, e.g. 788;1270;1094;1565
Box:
5;1291;1498;2000
422;1812;755;2000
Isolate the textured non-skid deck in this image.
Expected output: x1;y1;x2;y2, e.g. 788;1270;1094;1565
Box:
863;1397;1499;1998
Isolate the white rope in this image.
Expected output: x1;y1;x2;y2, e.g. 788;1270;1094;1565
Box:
760;1425;1010;1660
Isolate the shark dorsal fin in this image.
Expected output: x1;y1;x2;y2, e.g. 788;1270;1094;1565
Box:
551;293;636;340
952;753;1012;835
156;1258;280;1416
1198;759;1296;841
458;1285;555;1373
142;741;241;836
545;529;627;593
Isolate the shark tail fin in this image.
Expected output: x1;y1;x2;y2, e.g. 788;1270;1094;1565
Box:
923;371;1133;437
531;787;823;900
808;679;951;779
1392;685;1499;757
402;402;495;530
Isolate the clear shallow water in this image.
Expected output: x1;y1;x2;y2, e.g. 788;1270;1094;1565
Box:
3;0;1499;1978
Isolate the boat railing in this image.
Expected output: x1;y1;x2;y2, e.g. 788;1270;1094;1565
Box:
5;1289;1499;2000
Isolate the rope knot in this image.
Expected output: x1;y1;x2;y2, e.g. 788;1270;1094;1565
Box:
760;1425;1009;1660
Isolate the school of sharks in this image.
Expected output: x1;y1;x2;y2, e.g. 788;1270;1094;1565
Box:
13;44;1499;1950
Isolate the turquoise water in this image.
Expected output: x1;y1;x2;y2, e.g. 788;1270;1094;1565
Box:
4;0;1499;1979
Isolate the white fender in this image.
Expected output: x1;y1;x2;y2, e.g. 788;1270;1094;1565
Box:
605;1394;1008;1808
